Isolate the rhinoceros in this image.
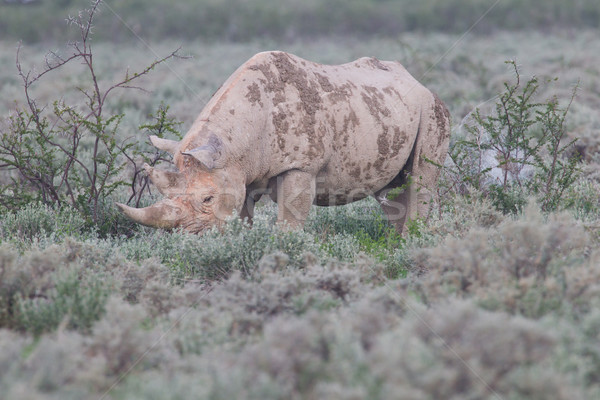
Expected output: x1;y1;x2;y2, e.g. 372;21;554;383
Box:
117;51;450;234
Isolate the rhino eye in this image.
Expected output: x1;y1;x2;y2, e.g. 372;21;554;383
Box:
203;195;214;203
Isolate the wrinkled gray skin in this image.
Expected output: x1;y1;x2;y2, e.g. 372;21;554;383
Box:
117;51;450;234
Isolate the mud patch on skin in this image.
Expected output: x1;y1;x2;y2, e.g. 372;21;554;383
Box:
362;85;392;155
250;65;286;107
272;110;289;151
328;82;355;104
250;53;327;158
432;92;451;146
166;171;184;189
315;72;335;92
390;127;408;157
271;53;322;122
383;86;408;107
349;165;361;179
361;86;391;120
341;110;360;146
373;158;385;173
368;58;390;71
377;133;390;156
273;52;325;157
245;82;263;106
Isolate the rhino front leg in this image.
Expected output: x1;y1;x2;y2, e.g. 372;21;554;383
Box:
274;170;316;229
239;196;255;226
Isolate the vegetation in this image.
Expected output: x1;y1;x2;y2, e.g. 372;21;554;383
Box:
0;2;182;236
1;1;600;398
446;61;581;214
1;0;599;43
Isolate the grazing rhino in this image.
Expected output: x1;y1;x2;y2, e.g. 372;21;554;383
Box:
117;51;450;234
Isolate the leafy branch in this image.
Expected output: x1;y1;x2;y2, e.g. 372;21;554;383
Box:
0;0;184;231
444;61;581;213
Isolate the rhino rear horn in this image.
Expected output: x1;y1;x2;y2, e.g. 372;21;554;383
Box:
181;146;219;170
149;135;179;155
143;163;186;198
116;198;183;229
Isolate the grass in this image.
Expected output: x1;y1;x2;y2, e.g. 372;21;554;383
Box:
1;19;600;399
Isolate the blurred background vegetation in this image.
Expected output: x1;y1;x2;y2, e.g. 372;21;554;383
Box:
1;0;599;43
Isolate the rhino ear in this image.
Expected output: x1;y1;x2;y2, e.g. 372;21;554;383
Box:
181;134;223;171
181;148;218;170
149;135;179;155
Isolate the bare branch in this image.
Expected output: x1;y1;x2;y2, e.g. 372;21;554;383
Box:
101;47;187;106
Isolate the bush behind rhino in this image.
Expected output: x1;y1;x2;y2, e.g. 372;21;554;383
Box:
444;61;581;214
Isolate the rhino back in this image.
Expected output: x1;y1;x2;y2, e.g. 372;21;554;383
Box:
178;52;433;196
243;52;428;200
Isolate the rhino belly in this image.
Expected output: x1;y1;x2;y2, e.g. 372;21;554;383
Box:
312;147;412;206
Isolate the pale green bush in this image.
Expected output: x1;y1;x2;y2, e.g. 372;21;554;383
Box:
411;204;591;318
0;242;114;335
88;297;175;378
370;300;579;400
446;61;581;214
16;266;109;336
118;209;320;280
0;202;88;242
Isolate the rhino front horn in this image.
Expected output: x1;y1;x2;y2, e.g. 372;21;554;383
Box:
116;199;183;229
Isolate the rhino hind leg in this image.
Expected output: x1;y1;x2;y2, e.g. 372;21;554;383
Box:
376;98;450;235
273;170;316;230
376;160;441;235
375;170;412;234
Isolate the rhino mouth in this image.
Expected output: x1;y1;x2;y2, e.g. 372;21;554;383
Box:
178;218;213;234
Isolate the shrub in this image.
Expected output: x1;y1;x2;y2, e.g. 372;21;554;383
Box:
306;198;408;272
306;198;392;241
370;300;578;400
446;61;581;214
16;266;109;336
0;243;112;335
87;297;171;378
0;1;182;235
0;202;87;242
119;208;320;280
410;204;591;319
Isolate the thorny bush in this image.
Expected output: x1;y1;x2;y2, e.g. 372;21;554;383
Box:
444;60;581;214
0;0;183;235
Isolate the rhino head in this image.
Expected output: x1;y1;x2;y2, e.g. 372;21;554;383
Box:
116;134;245;234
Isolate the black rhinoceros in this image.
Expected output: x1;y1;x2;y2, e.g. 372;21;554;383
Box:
117;51;450;234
